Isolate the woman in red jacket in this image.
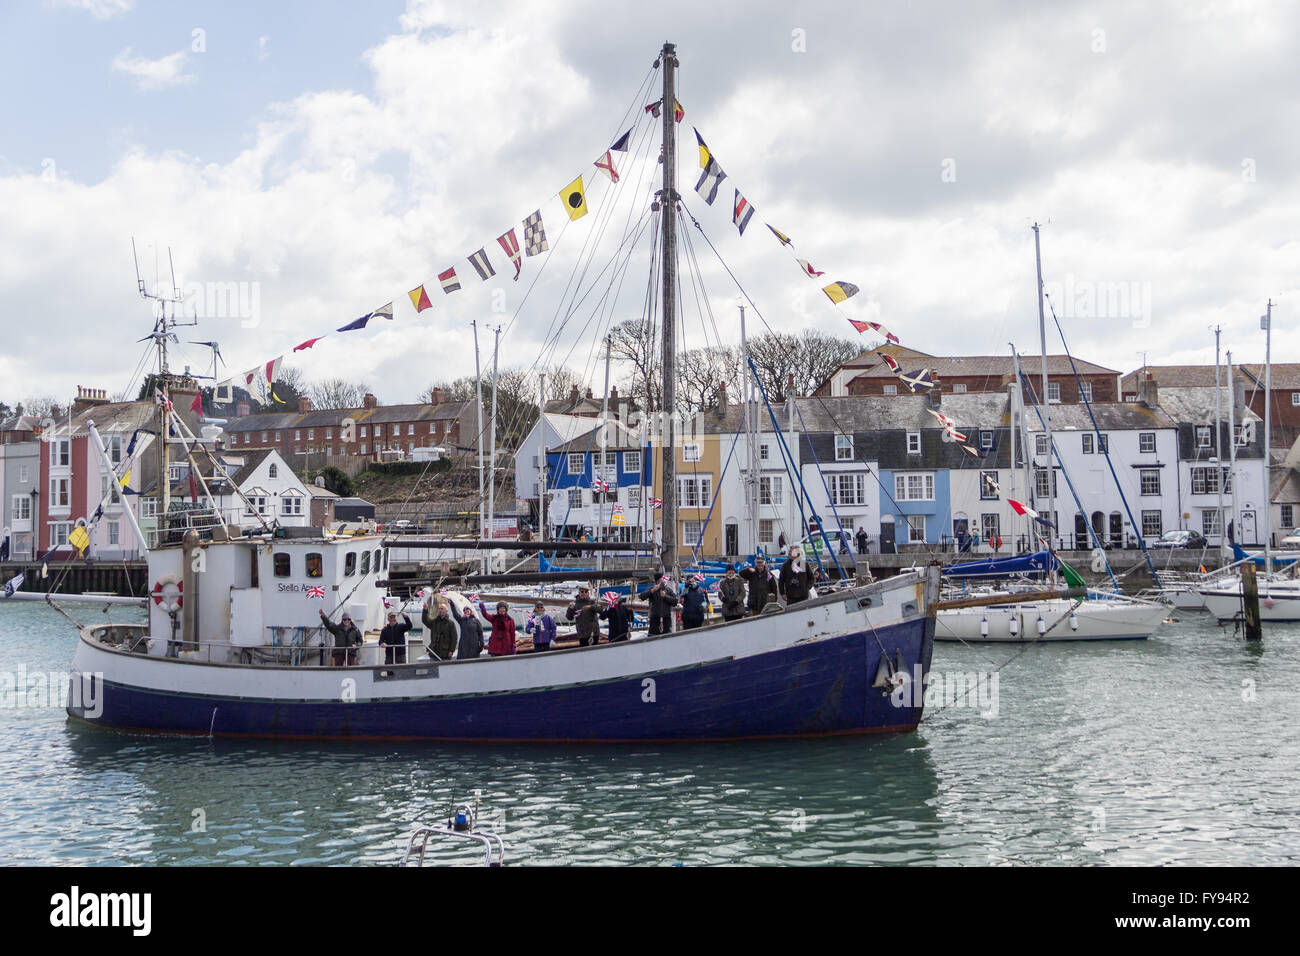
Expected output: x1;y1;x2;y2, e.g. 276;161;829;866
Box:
481;601;517;657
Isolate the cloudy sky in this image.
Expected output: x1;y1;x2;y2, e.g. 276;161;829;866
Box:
1;0;1296;409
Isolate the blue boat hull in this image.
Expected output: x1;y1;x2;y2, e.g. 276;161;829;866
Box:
71;615;935;742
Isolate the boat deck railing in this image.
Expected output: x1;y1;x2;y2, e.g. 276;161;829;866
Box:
401;823;505;867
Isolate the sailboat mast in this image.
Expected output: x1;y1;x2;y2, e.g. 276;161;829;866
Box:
537;371;546;541
1226;350;1239;543
740;303;758;556
473;319;485;545
158;302;171;518
488;324;500;541
1214;326;1225;554
659;41;679;577
1033;223;1055;547
1263;299;1273;570
599;334;612;576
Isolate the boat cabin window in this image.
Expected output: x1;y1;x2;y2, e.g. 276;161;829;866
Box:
344;552;356;576
373;549;382;573
360;551;371;575
306;553;323;578
274;552;291;577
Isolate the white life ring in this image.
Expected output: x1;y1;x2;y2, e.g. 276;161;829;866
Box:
152;575;183;613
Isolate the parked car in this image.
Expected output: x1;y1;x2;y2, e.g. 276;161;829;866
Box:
1278;532;1300;550
1151;529;1206;549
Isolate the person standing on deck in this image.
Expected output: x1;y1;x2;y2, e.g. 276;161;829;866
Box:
599;594;635;642
318;609;362;666
680;575;710;630
483;601;517;656
525;601;556;653
639;574;679;635
718;564;746;622
379;609;413;665
779;546;814;605
448;598;484;659
739;555;778;616
566;584;601;647
422;600;459;660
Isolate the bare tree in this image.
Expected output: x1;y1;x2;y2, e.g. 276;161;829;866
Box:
308;378;374;410
22;395;65;421
745;330;860;403
609;317;660;412
676;345;741;416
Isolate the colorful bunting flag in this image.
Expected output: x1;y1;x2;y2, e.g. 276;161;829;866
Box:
695;155;726;205
264;356;283;384
899;368;934;392
189;391;203;415
767;224;792;245
863;322;899;344
439;268;461;294
214;379;233;403
610;129;631;152
594;150;619;183
694;128;711;168
338;312;372;332
371;302;394;322
68;525;90;556
119;470;131;488
560;175;588;220
797;259;825;277
3;572;23;599
880;353;901;374
963;445;981;457
524;210;549;256
822;281;860;304
468;249;495;280
732;190;754;235
154;387;172;411
674;99;684;123
408;285;433;313
497;229;523;280
293;336;324;352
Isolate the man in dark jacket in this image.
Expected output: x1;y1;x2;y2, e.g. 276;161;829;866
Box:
422;599;459;660
855;526;869;555
318;609;363;666
379;609;413;665
566;585;601;647
639;574;679;635
779;548;815;605
680;575;710;629
599;595;635;642
448;599;483;659
717;564;746;622
739;556;778;615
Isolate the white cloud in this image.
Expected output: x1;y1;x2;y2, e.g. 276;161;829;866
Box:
50;0;134;19
110;48;196;91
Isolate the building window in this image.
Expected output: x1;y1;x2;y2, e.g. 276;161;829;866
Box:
408;424;415;435
893;472;935;501
1047;382;1061;403
759;518;774;543
1293;393;1300;406
106;435;123;465
1139;432;1155;454
980;471;999;500
835;435;853;460
50;522;72;547
1195;425;1211;449
907;515;926;543
1140;469;1161;496
1141;510;1163;538
883;384;897;395
360;426;368;438
624;450;642;474
759;476;784;505
281;495;303;516
759;443;770;461
683;442;701;462
678;476;714;508
907;432;921;454
429;422;436;433
108;521;120;546
53;439;70;467
1035;434;1048;457
953;383;967;394
244;495;268;516
1080;382;1093;403
1190;467;1229;496
49;477;70;509
829;474;864;506
273;552;291;577
18;464;29;483
980;430;993;450
594;451;617;480
568;488;583;509
306;429;314;440
1098;434;1108;453
1034;467;1056;499
1233;423;1251;446
1082;434;1094;454
294;430;301;441
360;444;366;454
682;520;703;544
563;453;582;475
140;498;159;518
12;495;31;521
1281;504;1295;528
326;428;333;439
269;464;278;479
261;431;268;442
981;513;1000;540
1202;510;1222;537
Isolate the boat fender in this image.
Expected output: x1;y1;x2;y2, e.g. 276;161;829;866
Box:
1036;616;1046;635
151;575;183;613
1008;616;1019;636
1069;612;1079;631
980;617;989;637
452;805;473;832
1091;548;1106;574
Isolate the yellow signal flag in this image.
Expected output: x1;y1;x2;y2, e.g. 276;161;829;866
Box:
694;128;711;169
68;525;90;556
561;175;588;221
119;470;131;488
822;281;860;305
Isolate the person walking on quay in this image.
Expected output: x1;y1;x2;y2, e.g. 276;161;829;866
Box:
422;599;459;660
639;573;679;635
739;555;778;616
525;601;556;653
448;597;484;659
680;574;711;630
718;564;746;622
779;545;815;606
318;609;363;666
380;608;413;665
566;584;601;647
855;526;869;555
599;593;635;642
483;601;517;657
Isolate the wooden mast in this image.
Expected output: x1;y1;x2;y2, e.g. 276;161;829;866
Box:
659;41;679;580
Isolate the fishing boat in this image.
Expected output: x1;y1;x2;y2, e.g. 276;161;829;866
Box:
66;43;940;742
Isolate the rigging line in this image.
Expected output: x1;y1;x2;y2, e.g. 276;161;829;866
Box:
1044;291;1158;577
688;411;745;565
792;400;856;575
680;201;941;559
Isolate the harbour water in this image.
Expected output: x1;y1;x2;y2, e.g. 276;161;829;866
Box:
1;601;1297;866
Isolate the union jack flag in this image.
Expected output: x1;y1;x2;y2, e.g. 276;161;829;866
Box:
592;477;609;494
650;497;663;509
603;590;620;607
382;597;393;608
306;586;326;599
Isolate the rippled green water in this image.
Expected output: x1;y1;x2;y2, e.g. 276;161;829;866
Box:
1;601;1296;865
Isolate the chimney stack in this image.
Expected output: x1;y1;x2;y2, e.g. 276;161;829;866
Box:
717;381;728;413
363;393;378;410
432;386;444;405
72;386;111;416
298;396;313;413
585;387;593;399
1137;372;1158;408
236;401;251;418
569;385;580;402
927;385;942;408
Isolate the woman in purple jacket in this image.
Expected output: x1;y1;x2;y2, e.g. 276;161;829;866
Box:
524;601;556;653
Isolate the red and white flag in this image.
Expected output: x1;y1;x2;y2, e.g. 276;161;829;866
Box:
880;353;901;374
1008;498;1039;519
307;585;326;599
439;268;461;294
796;258;825;277
594;150;620;183
497;229;523;280
864;322;899;344
650;497;663;509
